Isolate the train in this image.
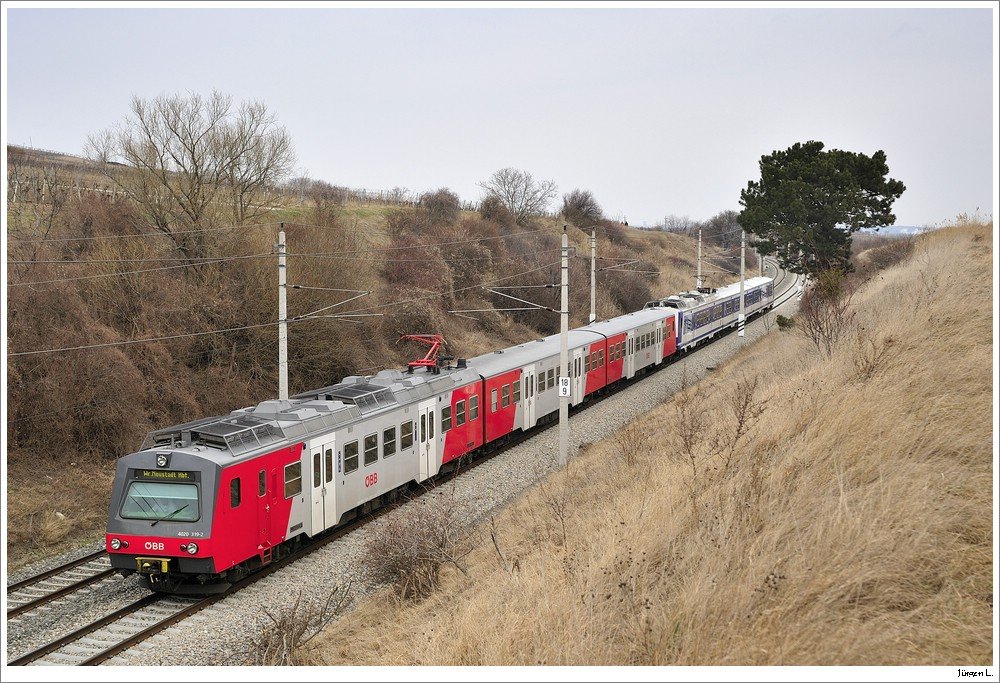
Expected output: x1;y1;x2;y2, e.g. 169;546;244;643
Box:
105;275;775;593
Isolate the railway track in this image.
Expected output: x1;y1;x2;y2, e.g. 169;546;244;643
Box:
6;550;118;620
9;263;799;666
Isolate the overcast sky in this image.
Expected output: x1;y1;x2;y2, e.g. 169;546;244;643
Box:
3;5;996;227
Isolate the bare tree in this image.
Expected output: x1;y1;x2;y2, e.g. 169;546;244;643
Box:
661;214;697;234
7;145;29;203
478;167;557;224
86;91;295;262
19;164;70;266
700;210;741;249
219;99;295;224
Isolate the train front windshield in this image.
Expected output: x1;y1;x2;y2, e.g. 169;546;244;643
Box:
120;481;199;522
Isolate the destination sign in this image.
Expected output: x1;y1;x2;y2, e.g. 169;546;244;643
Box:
134;469;198;482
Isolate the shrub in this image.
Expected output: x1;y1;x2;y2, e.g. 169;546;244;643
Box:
361;489;471;600
561;189;603;227
248;585;351;665
798;269;854;357
419;188;461;225
479;195;514;226
776;315;794;331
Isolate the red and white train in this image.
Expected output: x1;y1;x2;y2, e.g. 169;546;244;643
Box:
106;276;774;592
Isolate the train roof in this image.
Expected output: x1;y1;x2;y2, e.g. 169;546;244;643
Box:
646;276;773;310
465;329;604;376
139;365;481;466
577;307;675;336
468;306;673;376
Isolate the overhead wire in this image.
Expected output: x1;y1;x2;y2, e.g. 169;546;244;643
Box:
8;253;276;286
8;259;562;357
8;221;282;244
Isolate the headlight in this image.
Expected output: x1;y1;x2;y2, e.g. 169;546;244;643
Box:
111;538;122;550
186;542;198;555
156;453;169;467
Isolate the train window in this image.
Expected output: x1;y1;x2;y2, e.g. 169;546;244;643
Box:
599;349;604;366
230;478;242;508
442;406;452;433
457;400;467;426
547;368;555;389
383;427;397;457
513;380;521;403
429;412;435;440
313;452;321;488
258;469;266;497
501;385;510;408
344;441;359;474
585;353;591;373
364;434;378;466
491;389;498;413
121;481;200;522
401;422;413;449
284;462;303;497
420;415;426;443
470;395;479;419
325;449;334;483
538;374;545;393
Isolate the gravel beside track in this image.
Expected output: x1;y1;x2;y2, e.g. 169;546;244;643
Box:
8;269;801;667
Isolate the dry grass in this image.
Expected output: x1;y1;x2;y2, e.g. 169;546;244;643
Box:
6;456;116;571
312;219;993;665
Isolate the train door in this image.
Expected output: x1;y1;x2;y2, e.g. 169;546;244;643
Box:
322;442;336;529
417;400;438;481
256;467;271;549
309;440;335;533
624;333;634;379
572;349;584;404
522;367;536;427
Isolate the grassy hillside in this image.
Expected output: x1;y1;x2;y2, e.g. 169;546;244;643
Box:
6;153;736;569
311;219;992;665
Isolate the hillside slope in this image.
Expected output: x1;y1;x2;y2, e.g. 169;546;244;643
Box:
312;219;993;665
6;176;731;569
